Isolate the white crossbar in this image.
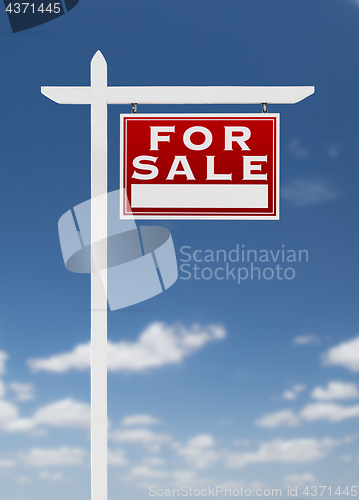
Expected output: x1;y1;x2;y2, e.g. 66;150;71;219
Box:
41;85;314;105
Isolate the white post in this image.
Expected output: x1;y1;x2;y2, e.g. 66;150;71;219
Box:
90;52;108;500
42;51;109;500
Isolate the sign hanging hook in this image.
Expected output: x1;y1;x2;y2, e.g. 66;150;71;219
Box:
262;103;268;113
131;103;138;113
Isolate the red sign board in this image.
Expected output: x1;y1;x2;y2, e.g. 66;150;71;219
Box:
120;114;279;219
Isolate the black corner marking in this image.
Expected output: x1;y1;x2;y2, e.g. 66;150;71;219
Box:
64;0;79;12
3;0;80;33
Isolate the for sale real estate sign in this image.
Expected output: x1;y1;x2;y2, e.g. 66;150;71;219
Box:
120;114;279;219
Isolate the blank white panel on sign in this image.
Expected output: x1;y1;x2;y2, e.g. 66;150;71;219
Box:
131;184;268;209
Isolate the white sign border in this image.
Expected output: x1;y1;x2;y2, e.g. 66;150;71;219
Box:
120;113;280;220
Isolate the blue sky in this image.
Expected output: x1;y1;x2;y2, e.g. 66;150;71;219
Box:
0;0;359;499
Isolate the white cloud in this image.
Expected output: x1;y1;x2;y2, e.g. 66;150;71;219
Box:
282;179;341;207
33;398;90;429
28;428;49;437
283;384;306;401
255;410;300;428
218;418;233;425
125;466;214;493
0;400;20;431
0;398;91;433
129;465;168;479
5;418;36;433
9;382;35;401
322;336;359;372
343;435;357;444
288;138;309;158
311;381;359;401
225;438;339;468
107;448;127;466
39;471;64;481
292;335;319;346
0;351;8;375
233;439;251;447
28;322;226;374
19;447;88;467
256;399;359;427
0;459;16;468
300;403;359;423
176;434;221;469
143;457;165;466
0;380;5;398
284;473;316;485
121;414;161;427
109;428;171;452
282;391;296;401
17;476;31;483
28;342;90;373
171;470;201;486
327;145;339;158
